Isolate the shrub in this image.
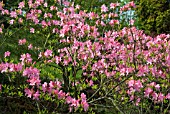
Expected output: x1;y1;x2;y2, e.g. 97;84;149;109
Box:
0;0;170;113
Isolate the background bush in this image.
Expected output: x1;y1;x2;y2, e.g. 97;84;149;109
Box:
135;0;170;35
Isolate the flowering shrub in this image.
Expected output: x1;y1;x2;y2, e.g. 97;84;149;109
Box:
0;0;170;113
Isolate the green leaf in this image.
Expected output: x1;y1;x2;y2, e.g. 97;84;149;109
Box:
76;69;82;79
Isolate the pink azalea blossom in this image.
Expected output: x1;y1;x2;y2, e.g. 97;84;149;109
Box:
151;92;158;101
0;84;2;91
89;80;94;86
23;67;39;78
44;49;53;57
81;93;87;101
57;90;66;99
55;56;61;64
166;93;170;99
144;87;153;97
158;93;164;102
20;53;32;64
10;11;17;18
81;100;89;111
110;3;120;9
42;82;48;92
0;28;2;33
24;88;33;98
130;19;135;25
30;28;35;33
18;1;25;8
101;4;108;12
18;39;26;45
18;18;23;24
71;98;80;109
27;77;41;86
4;51;10;58
44;2;47;7
66;96;73;104
28;44;33;50
14;63;22;71
33;91;40;100
9;19;14;25
135;98;141;106
155;84;160;90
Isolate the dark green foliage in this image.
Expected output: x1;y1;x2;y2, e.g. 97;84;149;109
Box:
135;0;170;35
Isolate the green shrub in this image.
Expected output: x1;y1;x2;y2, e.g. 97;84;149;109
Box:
136;0;170;35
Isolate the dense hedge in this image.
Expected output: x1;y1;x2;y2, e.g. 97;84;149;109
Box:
136;0;170;35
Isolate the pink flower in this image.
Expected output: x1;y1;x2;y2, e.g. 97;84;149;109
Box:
49;81;55;88
27;77;41;86
166;93;170;99
50;6;55;11
166;52;170;66
101;4;108;12
19;39;26;45
18;18;23;24
109;20;119;26
0;63;9;73
130;19;135;25
155;84;160;90
149;82;156;87
28;44;33;50
55;80;62;89
1;10;9;15
30;28;35;33
10;11;17;18
130;95;134;101
18;1;25;9
89;80;94;86
33;91;40;100
44;49;53;57
9;19;14;25
128;80;135;87
14;63;22;71
17;9;22;15
133;80;143;91
44;2;48;7
42;82;47;92
24;88;33;98
81;93;87;101
129;1;136;8
57;90;66;99
20;53;32;64
135;98;141;106
63;59;69;66
81;100;89;111
55;56;61;64
158;93;164;102
71;98;80;109
0;28;2;33
28;0;33;8
144;87;153;97
38;52;43;59
100;21;106;26
63;1;70;6
0;84;2;91
151;92;158;101
4;51;10;58
110;3;119;9
66;96;73;104
23;67;39;78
